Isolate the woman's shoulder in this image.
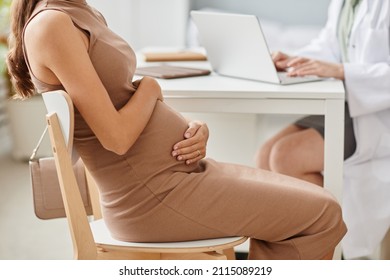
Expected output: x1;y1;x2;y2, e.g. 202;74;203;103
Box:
25;10;75;42
27;9;73;30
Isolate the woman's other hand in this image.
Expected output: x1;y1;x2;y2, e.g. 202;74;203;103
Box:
172;120;209;165
287;57;345;80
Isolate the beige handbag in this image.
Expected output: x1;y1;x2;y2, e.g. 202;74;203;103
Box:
29;126;92;219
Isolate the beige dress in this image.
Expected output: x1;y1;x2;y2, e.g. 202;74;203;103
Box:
24;0;347;259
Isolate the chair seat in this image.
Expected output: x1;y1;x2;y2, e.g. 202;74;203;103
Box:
91;219;247;253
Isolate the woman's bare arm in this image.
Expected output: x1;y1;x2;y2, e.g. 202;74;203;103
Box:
24;10;162;155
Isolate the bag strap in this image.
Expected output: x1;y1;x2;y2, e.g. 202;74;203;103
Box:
30;126;48;161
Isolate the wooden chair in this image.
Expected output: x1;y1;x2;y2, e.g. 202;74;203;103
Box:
42;90;247;260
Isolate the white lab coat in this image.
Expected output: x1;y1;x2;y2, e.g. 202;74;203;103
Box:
296;0;390;259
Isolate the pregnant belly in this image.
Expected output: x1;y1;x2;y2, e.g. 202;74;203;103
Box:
75;100;201;203
124;101;197;175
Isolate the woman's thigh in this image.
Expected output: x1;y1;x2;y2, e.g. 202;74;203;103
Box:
163;161;338;241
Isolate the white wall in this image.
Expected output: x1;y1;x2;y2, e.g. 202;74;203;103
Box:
88;0;190;51
190;0;330;26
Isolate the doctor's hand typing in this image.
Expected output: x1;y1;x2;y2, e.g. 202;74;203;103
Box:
172;120;209;165
272;51;345;80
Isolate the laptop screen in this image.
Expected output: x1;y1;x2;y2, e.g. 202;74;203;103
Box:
190;10;281;84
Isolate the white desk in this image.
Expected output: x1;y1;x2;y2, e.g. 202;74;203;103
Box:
155;72;345;201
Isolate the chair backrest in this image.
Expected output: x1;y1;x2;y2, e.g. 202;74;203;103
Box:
42;91;74;154
42;90;98;259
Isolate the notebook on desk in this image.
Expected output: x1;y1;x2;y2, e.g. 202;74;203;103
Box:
142;51;207;62
135;65;211;79
190;10;322;85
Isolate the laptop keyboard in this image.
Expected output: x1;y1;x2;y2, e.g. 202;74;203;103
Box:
278;72;321;84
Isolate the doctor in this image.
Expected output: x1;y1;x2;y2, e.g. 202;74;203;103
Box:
256;0;390;259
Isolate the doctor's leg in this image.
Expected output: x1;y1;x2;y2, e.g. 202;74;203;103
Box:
256;124;324;186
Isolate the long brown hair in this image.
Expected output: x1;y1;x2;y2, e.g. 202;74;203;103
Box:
6;0;40;99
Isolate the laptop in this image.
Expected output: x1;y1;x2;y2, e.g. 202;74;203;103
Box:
190;10;322;85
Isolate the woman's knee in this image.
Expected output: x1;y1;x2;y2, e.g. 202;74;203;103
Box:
303;195;346;259
319;195;347;242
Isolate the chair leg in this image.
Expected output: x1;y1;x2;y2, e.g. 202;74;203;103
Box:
223;248;236;260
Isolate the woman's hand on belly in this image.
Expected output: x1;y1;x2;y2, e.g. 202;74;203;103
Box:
171;120;209;165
